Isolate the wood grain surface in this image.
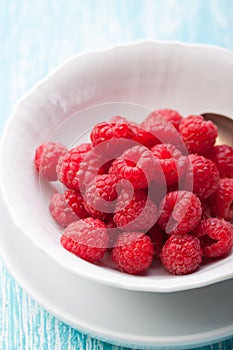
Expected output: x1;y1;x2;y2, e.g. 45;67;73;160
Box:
1;1;233;349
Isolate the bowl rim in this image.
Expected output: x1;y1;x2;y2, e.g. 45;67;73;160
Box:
1;39;233;293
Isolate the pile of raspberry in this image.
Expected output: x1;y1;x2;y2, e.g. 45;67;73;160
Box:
34;109;233;276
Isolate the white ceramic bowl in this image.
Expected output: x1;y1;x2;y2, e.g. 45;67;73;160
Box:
1;40;233;293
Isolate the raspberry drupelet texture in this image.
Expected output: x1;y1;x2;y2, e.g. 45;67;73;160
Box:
193;218;233;258
77;145;114;193
109;145;155;189
60;218;109;262
209;145;233;178
56;143;92;190
49;190;88;228
158;191;202;235
151;143;187;186
140;111;184;149
91;121;134;146
208;178;233;221
179;115;218;155
90;121;136;158
64;189;89;219
188;154;220;200
160;234;202;275
147;224;166;258
34;142;67;181
93;118;157;149
129;123;158;149
112;232;154;274
49;193;78;227
114;189;158;232
84;174;118;221
147;109;183;130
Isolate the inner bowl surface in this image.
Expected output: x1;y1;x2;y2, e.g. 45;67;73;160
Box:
1;40;233;292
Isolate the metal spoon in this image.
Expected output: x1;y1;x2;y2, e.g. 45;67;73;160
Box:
202;112;233;147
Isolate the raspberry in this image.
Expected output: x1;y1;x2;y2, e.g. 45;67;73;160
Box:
49;190;88;227
147;224;165;258
56;143;92;190
109;115;157;148
158;191;202;235
140;112;182;147
193;218;233;258
109;145;155;189
179;115;218;155
113;189;157;232
64;189;89;219
90;121;136;158
209;145;233;178
130;123;158;148
49;193;78;227
77;145;114;193
147;109;183;130
208;178;233;221
188;154;220;200
111;232;154;274
34;142;67;181
72;143;92;154
151;144;187;186
160;235;202;275
84;174;118;221
60;218;108;262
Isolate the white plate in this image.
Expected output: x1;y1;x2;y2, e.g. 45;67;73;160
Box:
1;194;233;349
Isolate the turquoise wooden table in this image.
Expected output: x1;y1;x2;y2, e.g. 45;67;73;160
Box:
1;1;233;349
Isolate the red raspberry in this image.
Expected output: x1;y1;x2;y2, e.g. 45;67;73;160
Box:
109;145;155;189
77;145;114;193
60;218;108;263
49;190;88;227
158;191;202;235
140;112;183;147
209;145;233;178
147;224;165;258
188;154;220;200
90;121;136;157
130;123;158;148
109;116;157;148
64;189;89;219
146;109;183;130
84;174;118;221
72;143;92;154
193;218;233;258
111;232;154;274
34;142;67;181
160;235;202;275
113;189;158;232
151;144;187;186
208;178;233;221
49;193;78;227
56;143;92;190
179;115;218;155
